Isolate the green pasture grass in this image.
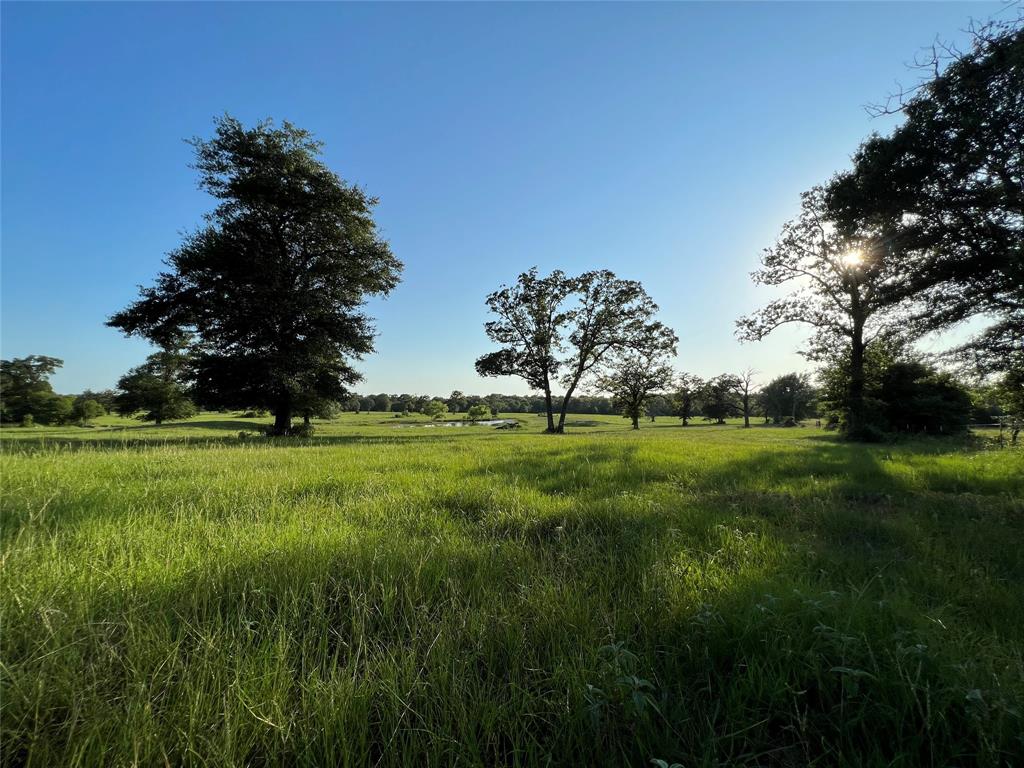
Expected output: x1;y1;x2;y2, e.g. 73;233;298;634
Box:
1;413;1022;766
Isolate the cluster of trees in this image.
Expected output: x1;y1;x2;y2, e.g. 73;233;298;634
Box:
1;356;115;426
474;267;677;432
738;17;1022;440
0;354;196;427
5;21;1018;440
661;372;816;428
111;349;196;424
342;391;624;416
467;265;990;436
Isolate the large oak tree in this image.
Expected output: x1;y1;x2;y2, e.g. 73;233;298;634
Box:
736;189;914;438
825;18;1023;375
108;116;401;434
476;268;667;433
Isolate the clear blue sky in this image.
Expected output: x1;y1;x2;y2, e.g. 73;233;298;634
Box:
1;1;1002;396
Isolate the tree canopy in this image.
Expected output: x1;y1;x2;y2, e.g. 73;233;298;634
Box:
825;19;1023;376
476;268;668;433
671;374;704;426
737;188;918;437
114;349;196;425
758;373;814;425
596;323;677;429
0;356;71;425
108;116;402;434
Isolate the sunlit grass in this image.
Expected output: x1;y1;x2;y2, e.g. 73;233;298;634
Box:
2;413;1022;765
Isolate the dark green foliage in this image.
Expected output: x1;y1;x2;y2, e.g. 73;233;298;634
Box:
108;116;401;435
423;400;448;420
968;385;1005;424
819;343;971;436
826;19;1023;375
76;389;117;414
447;391;468;413
465;404;490;421
700;374;741;425
995;368;1024;443
877;362;972;434
737;189;919;439
643;394;672;421
745;19;1022;437
0;355;71;425
294;393;341;424
70;398;104;425
671;374;703;426
596;324;677;429
114;350;196;425
477;268;668;433
758;373;815;425
485;395;505;416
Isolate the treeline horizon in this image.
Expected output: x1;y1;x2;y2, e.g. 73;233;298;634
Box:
2;353;1015;439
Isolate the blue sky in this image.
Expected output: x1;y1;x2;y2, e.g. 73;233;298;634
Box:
1;1;1002;396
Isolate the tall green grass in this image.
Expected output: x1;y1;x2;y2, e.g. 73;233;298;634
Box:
2;414;1022;766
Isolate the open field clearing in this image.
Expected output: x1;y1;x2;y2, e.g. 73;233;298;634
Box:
1;414;1022;766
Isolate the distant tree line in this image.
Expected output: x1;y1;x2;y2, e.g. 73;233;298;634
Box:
4;351;1020;443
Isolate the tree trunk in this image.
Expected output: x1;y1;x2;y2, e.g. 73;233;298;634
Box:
303;413;311;426
542;380;556;433
273;392;292;435
631;412;640;429
555;389;574;433
848;319;866;438
743;395;750;428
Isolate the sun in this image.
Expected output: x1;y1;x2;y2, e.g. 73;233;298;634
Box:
841;249;864;267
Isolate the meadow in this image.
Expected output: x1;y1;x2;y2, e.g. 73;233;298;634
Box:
1;412;1022;766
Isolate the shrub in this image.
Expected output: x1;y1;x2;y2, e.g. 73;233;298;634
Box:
466;404;489;421
71;398;104;425
288;423;316;438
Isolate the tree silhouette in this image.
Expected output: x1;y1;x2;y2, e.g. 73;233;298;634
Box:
737;189;913;438
596;324;677;429
108;116;401;435
826;18;1023;376
477;268;667;433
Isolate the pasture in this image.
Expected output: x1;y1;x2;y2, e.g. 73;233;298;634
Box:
1;413;1022;766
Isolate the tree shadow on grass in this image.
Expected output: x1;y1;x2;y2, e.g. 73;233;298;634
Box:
6;481;1020;767
4;430;1021;764
466;438;1024;632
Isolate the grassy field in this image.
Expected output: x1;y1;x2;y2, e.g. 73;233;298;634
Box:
1;412;1022;766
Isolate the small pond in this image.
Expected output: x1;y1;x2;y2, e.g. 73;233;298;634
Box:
395;419;520;429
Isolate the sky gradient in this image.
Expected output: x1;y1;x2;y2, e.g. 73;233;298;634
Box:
1;1;1004;396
